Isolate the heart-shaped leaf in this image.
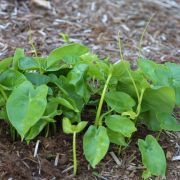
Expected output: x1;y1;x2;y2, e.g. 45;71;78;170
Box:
6;81;48;139
83;125;109;168
138;135;166;179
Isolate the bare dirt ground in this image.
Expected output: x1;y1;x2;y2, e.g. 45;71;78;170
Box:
0;0;180;179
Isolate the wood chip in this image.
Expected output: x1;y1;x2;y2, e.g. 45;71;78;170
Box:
109;151;122;166
32;0;51;9
34;140;40;157
172;155;180;161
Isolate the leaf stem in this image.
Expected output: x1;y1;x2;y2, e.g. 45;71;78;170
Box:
118;32;140;101
45;124;49;138
138;14;155;60
0;86;7;101
156;130;162;141
135;89;145;124
95;72;112;126
99;109;113;126
73;132;77;176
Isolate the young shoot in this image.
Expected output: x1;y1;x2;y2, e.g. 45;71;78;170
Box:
62;117;88;176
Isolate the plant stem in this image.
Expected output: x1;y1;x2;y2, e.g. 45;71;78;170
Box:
73;132;77;176
138;14;155;60
126;68;140;101
0;86;7;101
156;130;162;141
45;124;49;138
135;89;145;124
95;72;112;126
118;32;140;101
99;109;113;126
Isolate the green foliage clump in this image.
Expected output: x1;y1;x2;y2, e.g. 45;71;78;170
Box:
0;41;179;179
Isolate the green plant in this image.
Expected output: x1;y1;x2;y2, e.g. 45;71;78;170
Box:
0;37;179;179
62;117;88;175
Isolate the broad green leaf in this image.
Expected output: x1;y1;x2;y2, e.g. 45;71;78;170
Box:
0;69;26;89
154;66;172;86
83;125;110;168
6;81;48;139
25;73;50;86
139;59;180;106
165;62;180;106
138;135;166;179
157;113;180;131
0;57;13;73
112;61;130;79
18;57;46;71
47;43;89;67
165;62;180;82
138;58;158;82
67;64;90;102
62;117;88;134
105;115;137;137
143;87;175;113
13;48;24;70
105;91;136;113
107;128;127;146
19;57;39;70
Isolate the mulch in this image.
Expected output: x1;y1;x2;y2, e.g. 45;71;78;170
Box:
0;0;180;179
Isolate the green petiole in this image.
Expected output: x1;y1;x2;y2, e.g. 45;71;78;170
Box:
95;71;112;126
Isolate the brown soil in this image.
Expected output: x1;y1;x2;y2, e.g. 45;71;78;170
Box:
0;0;180;179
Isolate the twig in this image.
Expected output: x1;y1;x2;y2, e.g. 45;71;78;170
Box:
109;151;122;166
34;140;40;157
54;153;60;166
62;165;74;174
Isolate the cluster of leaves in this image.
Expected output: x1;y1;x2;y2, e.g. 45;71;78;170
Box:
0;42;179;179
